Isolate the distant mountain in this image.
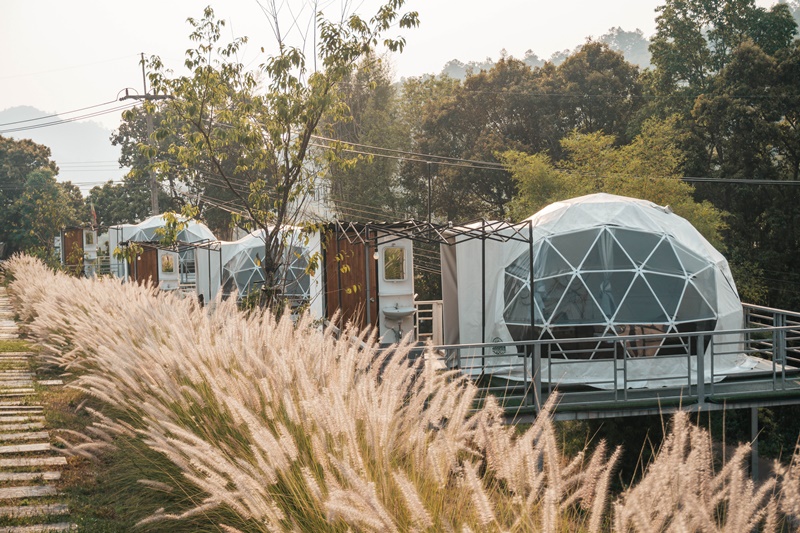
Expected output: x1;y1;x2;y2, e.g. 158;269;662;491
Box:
0;106;127;193
439;27;652;80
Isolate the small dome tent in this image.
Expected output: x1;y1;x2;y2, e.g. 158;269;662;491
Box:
195;227;324;317
444;193;745;388
126;215;216;244
220;230;310;300
117;215;217;286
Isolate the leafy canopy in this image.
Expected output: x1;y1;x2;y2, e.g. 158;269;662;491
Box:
145;4;418;306
504;116;727;250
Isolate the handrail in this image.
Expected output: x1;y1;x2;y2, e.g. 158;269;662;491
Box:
433;318;800;415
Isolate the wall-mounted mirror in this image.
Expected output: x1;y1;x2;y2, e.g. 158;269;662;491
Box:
384;247;405;281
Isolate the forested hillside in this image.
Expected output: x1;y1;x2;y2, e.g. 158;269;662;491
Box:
324;0;800;311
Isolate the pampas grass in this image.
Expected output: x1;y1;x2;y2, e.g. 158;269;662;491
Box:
4;254;793;531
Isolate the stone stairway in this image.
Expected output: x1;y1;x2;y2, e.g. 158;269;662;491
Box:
0;285;73;533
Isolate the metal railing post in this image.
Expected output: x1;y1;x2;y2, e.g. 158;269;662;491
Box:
709;335;715;397
777;312;787;390
522;344;530;407
533;342;542;412
696;334;705;406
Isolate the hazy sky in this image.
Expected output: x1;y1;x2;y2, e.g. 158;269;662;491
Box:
0;0;782;132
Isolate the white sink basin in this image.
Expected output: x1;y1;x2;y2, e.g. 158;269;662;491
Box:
383;306;416;320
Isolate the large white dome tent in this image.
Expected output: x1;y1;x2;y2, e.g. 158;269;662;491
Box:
444;193;747;388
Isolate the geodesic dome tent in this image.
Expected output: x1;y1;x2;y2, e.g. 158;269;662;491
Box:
195;227;324;317
126;215;217;244
121;215;217;285
444;193;745;388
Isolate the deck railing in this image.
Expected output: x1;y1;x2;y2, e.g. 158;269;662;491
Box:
414;300;443;345
429;307;800;419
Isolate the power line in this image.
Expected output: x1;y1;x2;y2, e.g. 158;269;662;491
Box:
0;100;119;128
312;134;507;169
685;177;800;185
0;102;139;134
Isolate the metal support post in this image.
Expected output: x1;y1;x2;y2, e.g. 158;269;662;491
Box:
533;343;542;412
751;407;759;481
696;334;705;406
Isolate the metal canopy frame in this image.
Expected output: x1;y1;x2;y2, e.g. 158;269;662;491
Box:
327;219;537;348
328;218;535;247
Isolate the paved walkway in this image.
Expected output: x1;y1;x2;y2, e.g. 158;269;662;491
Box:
0;284;73;532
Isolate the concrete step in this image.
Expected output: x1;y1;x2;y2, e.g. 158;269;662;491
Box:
0;522;75;532
0;443;51;455
0;472;61;482
0;458;66;468
0;424;45;433
0;503;68;518
0;417;44;424
0;432;48;443
0;485;58;500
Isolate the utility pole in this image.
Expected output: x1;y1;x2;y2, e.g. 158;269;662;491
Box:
119;53;170;216
427;161;433;224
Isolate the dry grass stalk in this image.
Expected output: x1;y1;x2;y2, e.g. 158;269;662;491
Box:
4;255;793;531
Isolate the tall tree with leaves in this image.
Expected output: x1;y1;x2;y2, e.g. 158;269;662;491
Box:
325;56;409;220
147;4;418;306
400;44;642;223
7;169;79;259
505;116;727;248
0;136;59;255
650;0;795;102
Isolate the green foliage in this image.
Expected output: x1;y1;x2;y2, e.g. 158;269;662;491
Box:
146;4;418;307
325;55;409;218
154;205;200;247
650;0;796;93
505;117;728;249
112;242;143;264
399;44;642;222
88;178;151;228
0;136;59;255
7;169;79;255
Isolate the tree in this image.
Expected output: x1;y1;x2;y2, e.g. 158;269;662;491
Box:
87;177;155;228
399;45;642;223
0;136;59;255
325;56;409;219
148;5;418;306
7;169;78;259
646;2;800;308
504;116;727;250
110;106;183;210
59;181;90;226
683;40;800;308
556;42;642;142
650;0;795;96
599;27;652;69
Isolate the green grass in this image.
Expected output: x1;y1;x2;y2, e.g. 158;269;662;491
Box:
43;388;254;532
0;339;33;353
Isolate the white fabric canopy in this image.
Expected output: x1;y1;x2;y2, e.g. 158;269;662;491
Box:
195;227;324;318
108;215;217;284
126;215;216;244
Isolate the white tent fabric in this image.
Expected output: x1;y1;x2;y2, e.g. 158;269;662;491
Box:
126;215;216;244
108;215;216;283
448;193;746;388
195;227;324;318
